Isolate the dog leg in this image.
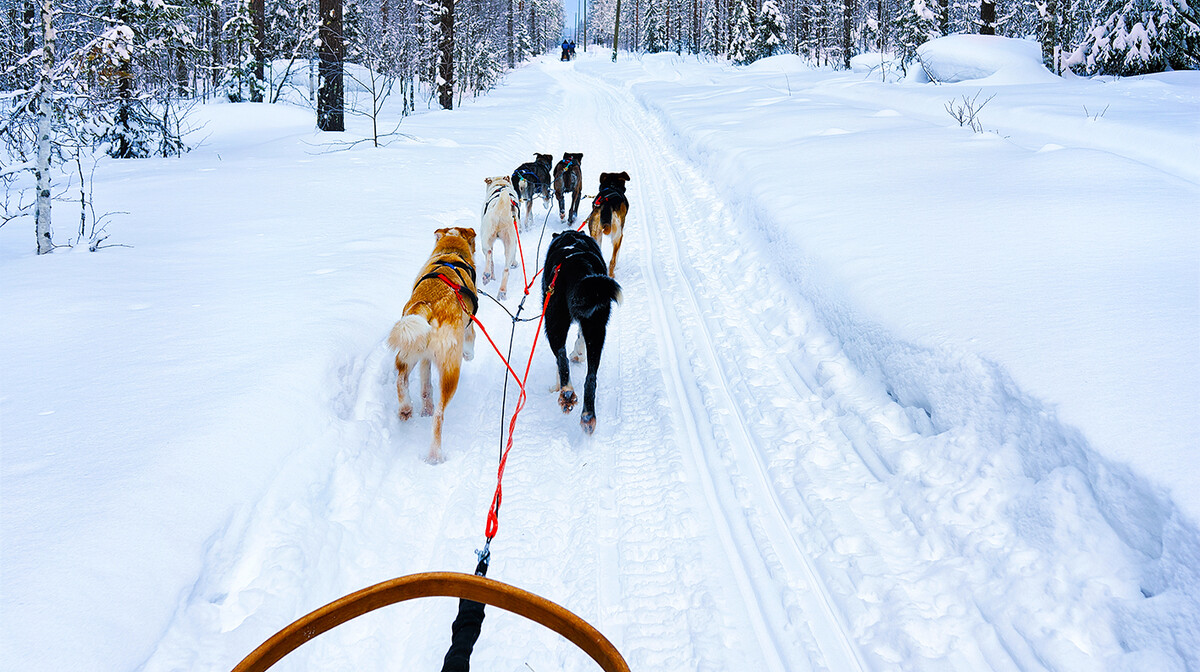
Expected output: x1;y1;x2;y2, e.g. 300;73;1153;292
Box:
545;316;576;410
608;228;624;278
569;331;586;363
579;317;609;434
483;246;495;284
396;355;414;420
419;359;434;417
428;360;461;464
557;346;578;412
463;321;475;361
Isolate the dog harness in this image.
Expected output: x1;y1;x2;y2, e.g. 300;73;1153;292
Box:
514;166;550;189
419;259;479;315
592;185;626;209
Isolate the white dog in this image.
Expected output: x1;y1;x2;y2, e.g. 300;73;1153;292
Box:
480;176;521;299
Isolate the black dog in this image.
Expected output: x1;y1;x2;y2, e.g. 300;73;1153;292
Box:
511;153;553;228
542;230;622;434
552;152;584;224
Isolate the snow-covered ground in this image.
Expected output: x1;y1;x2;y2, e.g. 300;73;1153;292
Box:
3;42;1198;672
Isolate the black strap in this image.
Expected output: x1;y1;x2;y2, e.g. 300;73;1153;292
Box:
439;554;490;672
418;260;479;315
593;186;624;208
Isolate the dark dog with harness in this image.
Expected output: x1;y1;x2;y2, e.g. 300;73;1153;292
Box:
584;171;631;277
511;153;553;228
542;230;622;434
552;152;584;225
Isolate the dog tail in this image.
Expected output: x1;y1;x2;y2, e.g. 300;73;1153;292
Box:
569;274;623;320
387;314;432;353
600;201;613;227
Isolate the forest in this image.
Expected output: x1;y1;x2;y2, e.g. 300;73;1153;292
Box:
1;0;1196;254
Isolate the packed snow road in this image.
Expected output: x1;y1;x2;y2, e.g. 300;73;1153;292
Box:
12;53;1185;672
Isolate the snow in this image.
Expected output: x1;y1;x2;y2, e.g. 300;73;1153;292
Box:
3;47;1199;672
915;35;1061;84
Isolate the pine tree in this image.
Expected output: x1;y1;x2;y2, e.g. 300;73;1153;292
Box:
645;0;668;51
756;0;788;57
895;0;939;70
729;0;756;63
1067;0;1199;74
223;0;263;102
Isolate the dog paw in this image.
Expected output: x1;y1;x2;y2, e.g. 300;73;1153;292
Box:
482;272;493;284
497;289;507;300
425;451;445;465
421;402;434;417
580;412;596;435
559;390;578;413
569;351;584;363
398;404;413;421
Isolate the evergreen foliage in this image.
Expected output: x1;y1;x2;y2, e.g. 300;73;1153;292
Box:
729;0;757;63
1068;0;1199;74
756;0;788;58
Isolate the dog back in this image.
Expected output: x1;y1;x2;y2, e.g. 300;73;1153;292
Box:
405;227;478;325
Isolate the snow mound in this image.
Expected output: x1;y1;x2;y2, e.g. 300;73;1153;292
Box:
915;35;1059;84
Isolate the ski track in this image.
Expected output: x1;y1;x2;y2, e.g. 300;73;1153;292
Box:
138;59;1124;671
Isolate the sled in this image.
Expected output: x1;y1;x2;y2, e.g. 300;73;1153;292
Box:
231;571;630;672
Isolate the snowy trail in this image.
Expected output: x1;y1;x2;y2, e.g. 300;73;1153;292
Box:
129;57;1196;672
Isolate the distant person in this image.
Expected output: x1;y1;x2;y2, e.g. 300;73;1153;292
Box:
568;41;576;58
562;40;571;61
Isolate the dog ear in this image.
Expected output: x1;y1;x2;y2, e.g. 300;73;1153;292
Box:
485;177;494;185
618;171;631;182
434;227;449;240
460;227;477;246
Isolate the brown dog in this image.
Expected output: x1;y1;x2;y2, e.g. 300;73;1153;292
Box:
388;227;478;463
585;171;630;277
552;152;584;224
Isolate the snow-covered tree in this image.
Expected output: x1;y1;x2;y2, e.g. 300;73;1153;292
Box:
644;0;668;51
756;0;788;57
1067;0;1199;74
895;0;939;69
223;0;264;102
729;0;756;63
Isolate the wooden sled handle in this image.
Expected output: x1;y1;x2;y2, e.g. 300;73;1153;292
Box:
231;571;630;672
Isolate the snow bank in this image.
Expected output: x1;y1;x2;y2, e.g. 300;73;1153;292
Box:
915;35;1060;84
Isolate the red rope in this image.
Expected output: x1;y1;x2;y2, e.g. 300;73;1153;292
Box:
436;268;561;543
485;266;558;541
513;218;530;295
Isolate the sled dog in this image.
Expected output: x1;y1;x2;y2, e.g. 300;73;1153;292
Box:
480;176;521;300
552;152;584;225
584;171;630;278
511;153;554;228
542;229;623;434
388;227;478;463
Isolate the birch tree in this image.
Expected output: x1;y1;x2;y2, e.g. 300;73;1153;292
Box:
34;0;54;254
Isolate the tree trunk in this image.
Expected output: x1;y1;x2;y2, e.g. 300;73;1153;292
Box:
35;0;53;254
937;0;948;34
507;0;514;66
175;47;189;96
980;0;995;34
1039;0;1058;71
211;4;222;89
437;0;454;109
318;0;344;130
251;0;265;102
612;0;622;59
841;0;854;69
